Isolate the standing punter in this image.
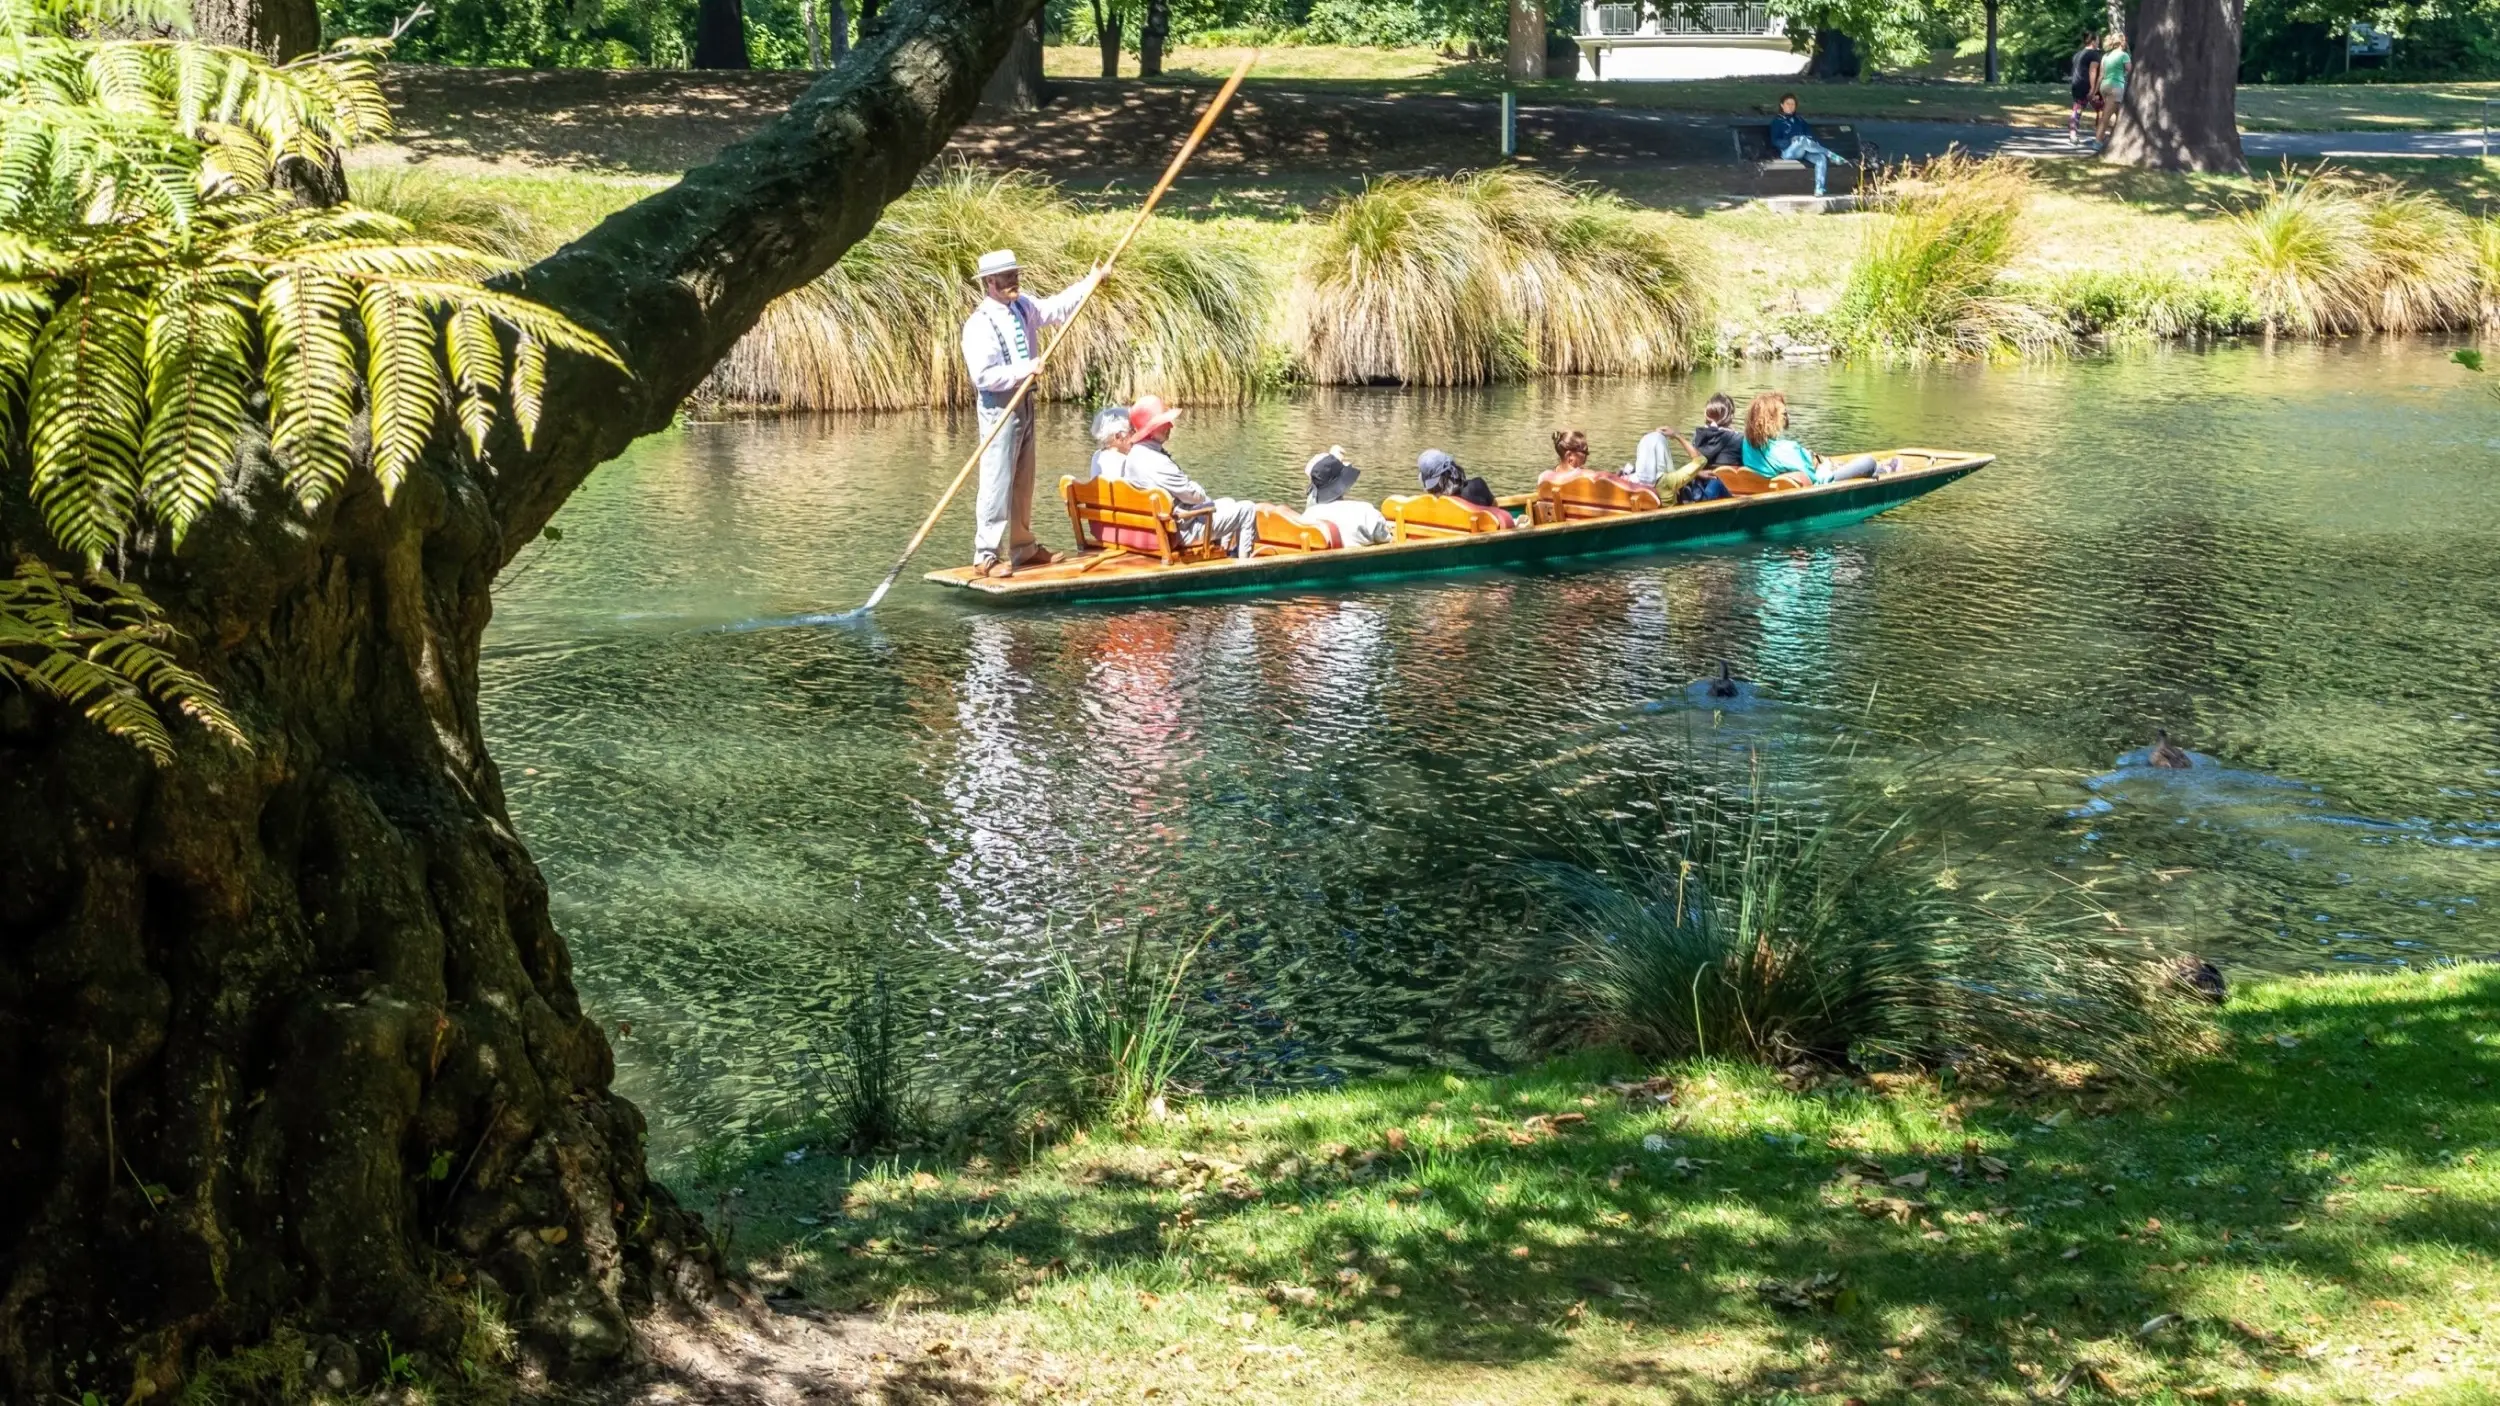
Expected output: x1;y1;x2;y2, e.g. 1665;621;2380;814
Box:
961;248;1103;577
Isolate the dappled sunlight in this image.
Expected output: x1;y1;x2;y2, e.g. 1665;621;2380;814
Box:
683;967;2500;1402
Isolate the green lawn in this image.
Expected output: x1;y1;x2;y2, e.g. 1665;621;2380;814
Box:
687;966;2500;1404
1051;43;2500;132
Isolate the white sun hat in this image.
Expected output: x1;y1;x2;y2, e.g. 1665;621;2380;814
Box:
975;249;1020;280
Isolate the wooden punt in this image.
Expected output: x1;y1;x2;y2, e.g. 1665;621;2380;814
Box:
925;448;1992;607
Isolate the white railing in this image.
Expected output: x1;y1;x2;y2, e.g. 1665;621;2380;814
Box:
1584;2;1780;39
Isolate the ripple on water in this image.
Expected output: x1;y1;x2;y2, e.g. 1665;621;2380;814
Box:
481;343;2500;1161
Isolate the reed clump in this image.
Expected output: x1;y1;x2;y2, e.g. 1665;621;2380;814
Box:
1537;769;2206;1079
2472;215;2500;329
2226;167;2485;336
1835;153;2065;361
806;972;929;1155
703;167;1270;411
1035;924;1211;1127
1289;170;1703;385
2029;269;2258;343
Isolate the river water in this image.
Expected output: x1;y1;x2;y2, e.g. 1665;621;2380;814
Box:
480;340;2500;1161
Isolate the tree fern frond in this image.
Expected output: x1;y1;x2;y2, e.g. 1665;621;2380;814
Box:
444;302;500;457
260;269;358;510
380;278;623;366
140;271;252;542
28;278;148;561
359;279;441;499
276;238;508;282
0;557;245;766
508;330;544;449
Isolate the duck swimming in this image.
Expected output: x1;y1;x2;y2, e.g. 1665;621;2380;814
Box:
1704;661;1742;700
2149;730;2191;770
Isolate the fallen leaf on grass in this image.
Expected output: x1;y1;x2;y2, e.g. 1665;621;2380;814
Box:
1890;1171;1929;1190
2138;1313;2181;1337
1756;1271;1847;1313
1383;1128;1408;1152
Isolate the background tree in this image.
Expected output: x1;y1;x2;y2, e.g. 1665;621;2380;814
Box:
1505;0;1544;79
1088;0;1128;74
193;0;320;54
0;0;1051;1398
2105;0;2247;171
694;0;750;65
1982;0;2000;79
1139;0;1169;73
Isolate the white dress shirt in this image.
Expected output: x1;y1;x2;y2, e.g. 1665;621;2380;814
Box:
960;274;1101;404
1302;498;1393;547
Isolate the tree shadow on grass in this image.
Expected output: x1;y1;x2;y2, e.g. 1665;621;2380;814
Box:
713;972;2500;1396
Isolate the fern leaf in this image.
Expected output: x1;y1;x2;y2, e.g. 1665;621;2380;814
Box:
28;277;148;561
358;279;441;498
508;330;544;450
0;556;243;766
140;271;252;542
444;302;500;457
260;269;357;510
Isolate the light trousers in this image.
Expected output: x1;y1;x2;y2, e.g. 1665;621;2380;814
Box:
972;403;1040;566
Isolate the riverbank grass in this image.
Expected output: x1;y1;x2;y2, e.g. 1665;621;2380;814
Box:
696;965;2500;1403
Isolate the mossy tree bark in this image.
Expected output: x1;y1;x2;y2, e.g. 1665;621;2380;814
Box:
0;0;1042;1398
2104;0;2247;173
191;0;320;59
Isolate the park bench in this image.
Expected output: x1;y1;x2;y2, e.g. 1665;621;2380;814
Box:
1729;122;1880;194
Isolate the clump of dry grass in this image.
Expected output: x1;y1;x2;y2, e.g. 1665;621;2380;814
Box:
1834;152;2065;361
2226;167;2483;336
2472;215;2500;329
350;166;541;260
702;168;1269;411
1288;170;1703;386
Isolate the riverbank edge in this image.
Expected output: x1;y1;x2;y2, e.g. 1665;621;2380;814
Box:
673;963;2500;1405
364;156;2499;413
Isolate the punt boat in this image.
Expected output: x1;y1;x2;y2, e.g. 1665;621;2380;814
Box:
925;448;1992;607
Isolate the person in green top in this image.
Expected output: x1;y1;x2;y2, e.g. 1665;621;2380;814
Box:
2095;32;2130;147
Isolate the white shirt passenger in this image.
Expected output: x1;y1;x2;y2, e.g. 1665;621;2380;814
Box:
1073;447;1126;484
1302;498;1393;547
1122;439;1215;507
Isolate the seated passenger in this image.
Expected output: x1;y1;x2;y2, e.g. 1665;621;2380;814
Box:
1740;391;1896;486
1416;449;1509;522
1299;448;1394;547
1665;391;1742;502
1541;428;1646;496
1122;395;1257;556
1072;404;1131;483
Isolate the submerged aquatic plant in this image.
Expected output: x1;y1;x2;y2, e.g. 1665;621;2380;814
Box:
702;166;1269;411
2227;167;2483;336
1835;153;2065;361
1537;762;2206;1079
1037;923;1212;1127
1290;170;1703;385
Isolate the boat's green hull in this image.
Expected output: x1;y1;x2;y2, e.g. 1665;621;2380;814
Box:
929;454;1990;607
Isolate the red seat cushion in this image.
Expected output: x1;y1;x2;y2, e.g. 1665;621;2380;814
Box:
1100;524;1162;552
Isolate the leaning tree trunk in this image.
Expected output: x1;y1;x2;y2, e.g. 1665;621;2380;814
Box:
693;0;751;69
191;0;320;58
0;0;1046;1399
2105;0;2246;171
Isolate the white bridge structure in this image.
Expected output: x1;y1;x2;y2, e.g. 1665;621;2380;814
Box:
1573;2;1808;82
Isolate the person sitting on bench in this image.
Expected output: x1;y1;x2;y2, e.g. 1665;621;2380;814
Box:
1122;395;1258;556
1769;93;1839;198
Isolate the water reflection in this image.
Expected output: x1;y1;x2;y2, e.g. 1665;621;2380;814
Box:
480;341;2500;1162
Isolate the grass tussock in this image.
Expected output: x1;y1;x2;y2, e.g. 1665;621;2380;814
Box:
703;167;1270;411
1036;924;1211;1128
2227;167;2486;335
2031;269;2259;343
1538;766;2205;1080
805;972;929;1155
1835;153;2066;361
2473;214;2500;329
1290;170;1703;386
349;165;542;260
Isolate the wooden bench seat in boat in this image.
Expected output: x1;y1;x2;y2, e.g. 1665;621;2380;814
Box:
1711;466;1811;496
1529;470;1662;525
1252;505;1342;555
1060;476;1229;565
1381;493;1512;541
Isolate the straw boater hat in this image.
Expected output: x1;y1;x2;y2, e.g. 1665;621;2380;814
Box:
1128;395;1182;441
975;249;1019;281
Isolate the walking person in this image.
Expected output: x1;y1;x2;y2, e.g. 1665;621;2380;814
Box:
2067;31;2103;146
960;248;1103;577
2093;32;2130;147
1768;93;1840;197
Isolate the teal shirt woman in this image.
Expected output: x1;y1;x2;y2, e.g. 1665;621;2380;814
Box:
1741;390;1884;486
